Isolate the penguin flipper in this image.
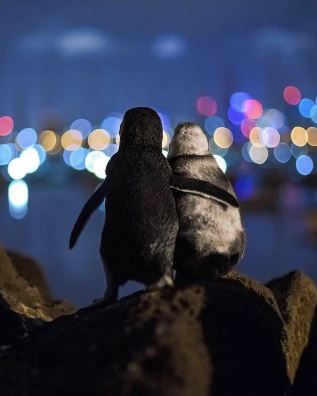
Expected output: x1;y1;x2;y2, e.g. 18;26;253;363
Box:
69;180;108;249
170;175;239;208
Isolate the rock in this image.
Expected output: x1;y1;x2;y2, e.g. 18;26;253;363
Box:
267;271;317;384
0;271;290;396
0;248;75;321
291;307;317;396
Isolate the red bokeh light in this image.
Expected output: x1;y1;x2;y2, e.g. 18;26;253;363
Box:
242;99;263;120
0;116;14;136
283;86;302;105
196;96;218;116
240;118;256;137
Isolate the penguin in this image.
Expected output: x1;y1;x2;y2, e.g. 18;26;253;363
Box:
69;107;178;303
167;122;246;283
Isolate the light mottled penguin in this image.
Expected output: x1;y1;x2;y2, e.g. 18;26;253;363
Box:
70;107;178;303
168;122;245;283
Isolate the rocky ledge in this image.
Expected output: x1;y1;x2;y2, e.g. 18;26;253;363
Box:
0;248;316;396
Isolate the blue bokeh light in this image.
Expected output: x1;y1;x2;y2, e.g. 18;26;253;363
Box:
16;128;37;149
104;143;119;157
101;114;123;137
296;155;314;175
298;98;315;118
274;143;291;163
70;119;92;138
204;116;224;135
0;144;13;165
70;148;89;170
227;107;245;125
230;92;251;112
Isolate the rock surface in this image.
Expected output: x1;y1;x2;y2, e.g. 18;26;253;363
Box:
267;271;317;383
0;248;75;321
0;249;316;395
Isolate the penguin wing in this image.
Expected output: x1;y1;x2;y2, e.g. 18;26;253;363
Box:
69;179;108;249
170;175;239;208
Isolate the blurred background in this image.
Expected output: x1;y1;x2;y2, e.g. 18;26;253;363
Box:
0;0;316;307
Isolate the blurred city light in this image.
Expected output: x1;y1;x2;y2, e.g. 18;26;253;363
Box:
88;129;111;150
8;180;28;219
196;96;218;116
296;154;313;175
61;130;83;151
283;86;301;105
16;128;37;149
0;116;14;137
213;127;233;148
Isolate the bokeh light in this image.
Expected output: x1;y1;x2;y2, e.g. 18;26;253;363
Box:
209;138;229;156
249;145;268;164
93;153;110;179
283;86;301;105
39;130;59;153
263;109;285;129
104;143;119;157
249;127;264;147
0;144;13;165
0;116;14;136
20;148;41;174
227;107;245;125
291;144;308;158
8;158;27;180
291;127;308;147
241;118;256;137
16;128;37;149
8;180;28;219
69;148;89;170
260;127;280;148
33;144;47;164
158;112;171;131
162;131;170;149
196;96;218;116
310;105;317;124
296;155;314;175
298;98;315;118
63;150;72;166
213;127;233;148
274;143;292;163
230;92;251;112
307;127;317;146
242;99;263;119
101;114;122;137
88;129;111;150
61;130;83;151
213;155;227;173
85;150;106;174
204;116;225;135
241;142;252;162
70;118;92;138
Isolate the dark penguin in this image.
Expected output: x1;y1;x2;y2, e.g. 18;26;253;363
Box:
168;122;245;283
70;107;178;303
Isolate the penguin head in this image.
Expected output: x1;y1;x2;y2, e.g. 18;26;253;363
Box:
168;123;209;158
119;107;163;151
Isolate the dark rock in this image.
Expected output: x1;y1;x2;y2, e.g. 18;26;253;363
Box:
0;248;76;321
0;270;290;396
267;271;317;384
